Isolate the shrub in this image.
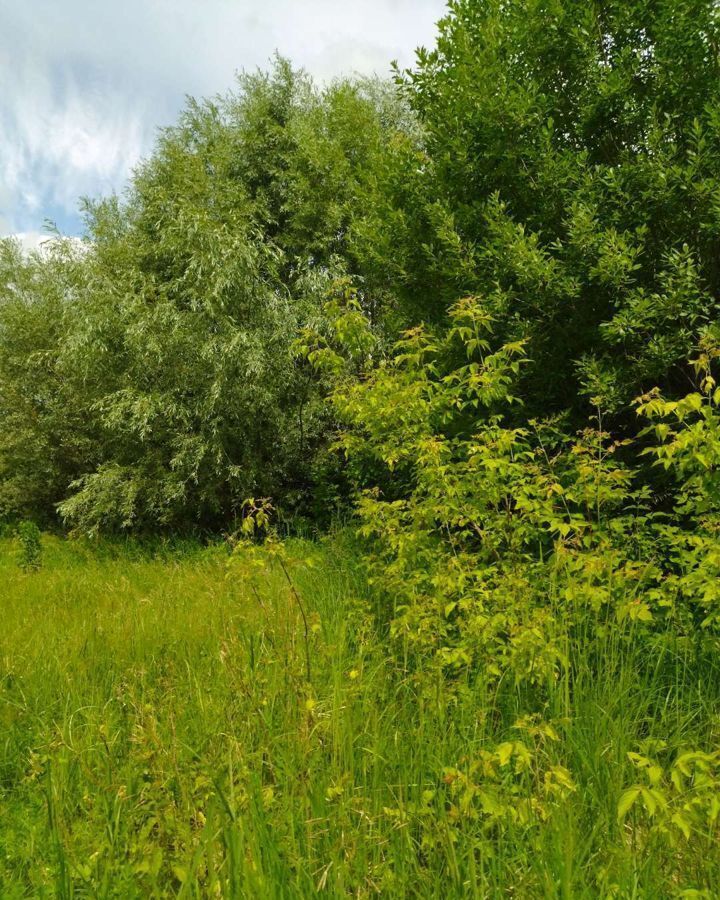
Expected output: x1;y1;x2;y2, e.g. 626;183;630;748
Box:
305;292;720;694
17;520;42;572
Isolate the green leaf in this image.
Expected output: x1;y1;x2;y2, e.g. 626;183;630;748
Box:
671;811;692;840
617;787;641;822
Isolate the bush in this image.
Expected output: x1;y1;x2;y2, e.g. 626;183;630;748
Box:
17;520;42;571
303;293;720;696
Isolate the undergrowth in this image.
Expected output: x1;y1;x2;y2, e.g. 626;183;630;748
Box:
0;534;718;898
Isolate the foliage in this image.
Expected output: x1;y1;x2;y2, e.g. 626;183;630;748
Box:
1;535;719;897
232;497;314;682
0;60;416;533
16;520;42;571
396;0;720;418
5;3;720;531
618;744;720;847
298;290;720;741
0;237;95;523
4;2;720;894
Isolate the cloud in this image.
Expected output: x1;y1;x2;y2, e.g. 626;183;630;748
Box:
1;62;148;225
0;0;445;238
7;232;52;254
2;231;87;260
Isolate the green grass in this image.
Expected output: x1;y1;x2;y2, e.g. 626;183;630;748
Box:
0;534;719;897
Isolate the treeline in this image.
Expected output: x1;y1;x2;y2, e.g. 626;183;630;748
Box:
0;61;419;532
2;0;720;538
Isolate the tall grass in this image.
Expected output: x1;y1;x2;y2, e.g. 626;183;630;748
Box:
0;534;718;897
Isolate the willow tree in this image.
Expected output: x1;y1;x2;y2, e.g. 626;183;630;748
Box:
0;60;419;532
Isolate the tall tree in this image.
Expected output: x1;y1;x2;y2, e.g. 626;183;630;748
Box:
398;0;720;416
0;60;419;532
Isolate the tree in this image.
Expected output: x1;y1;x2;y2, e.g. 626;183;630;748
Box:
0;237;95;523
0;59;420;532
398;0;720;418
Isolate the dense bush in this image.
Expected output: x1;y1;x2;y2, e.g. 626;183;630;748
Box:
0;238;94;522
306;293;720;685
0;60;417;533
5;3;720;532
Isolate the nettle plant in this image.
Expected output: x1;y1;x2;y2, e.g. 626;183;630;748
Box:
304;287;662;686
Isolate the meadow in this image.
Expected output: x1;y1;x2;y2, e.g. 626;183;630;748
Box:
1;533;718;898
3;2;720;895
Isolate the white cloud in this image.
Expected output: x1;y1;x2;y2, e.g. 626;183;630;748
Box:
1;62;148;219
5;232;87;256
9;232;51;254
0;0;445;237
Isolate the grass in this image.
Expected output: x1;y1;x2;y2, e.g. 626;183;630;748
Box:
0;533;719;897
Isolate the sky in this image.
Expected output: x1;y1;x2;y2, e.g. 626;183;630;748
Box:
0;0;446;251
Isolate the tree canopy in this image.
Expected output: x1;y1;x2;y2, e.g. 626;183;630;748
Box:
3;3;720;533
0;60;417;532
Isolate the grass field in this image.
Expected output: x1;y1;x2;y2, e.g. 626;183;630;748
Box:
1;534;719;898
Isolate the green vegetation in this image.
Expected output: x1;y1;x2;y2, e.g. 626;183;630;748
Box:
3;0;720;895
16;521;42;572
1;535;718;897
0;61;414;532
